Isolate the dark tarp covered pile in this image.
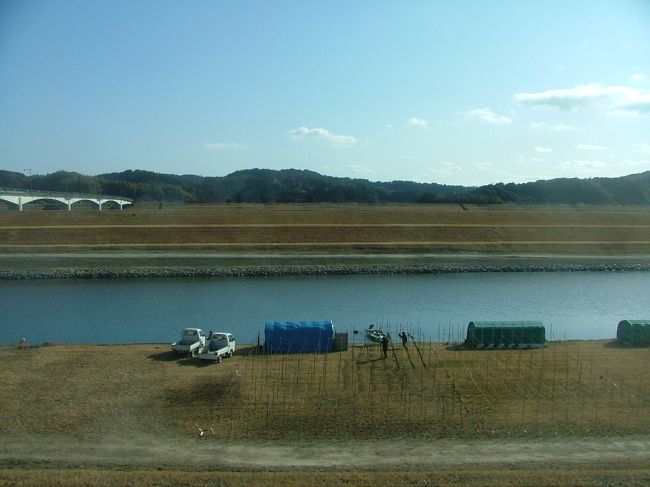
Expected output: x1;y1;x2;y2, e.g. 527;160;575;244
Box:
466;321;546;349
617;320;650;346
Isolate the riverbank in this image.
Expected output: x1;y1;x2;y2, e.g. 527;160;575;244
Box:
2;261;650;280
3;340;649;440
2;341;650;485
3;203;650;280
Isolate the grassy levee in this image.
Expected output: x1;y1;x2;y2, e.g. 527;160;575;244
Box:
2;341;649;440
3;203;650;225
2;203;650;256
3;341;650;485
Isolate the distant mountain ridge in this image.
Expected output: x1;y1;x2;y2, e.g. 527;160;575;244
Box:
1;168;650;205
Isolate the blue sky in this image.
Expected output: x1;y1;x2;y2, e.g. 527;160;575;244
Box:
1;0;649;185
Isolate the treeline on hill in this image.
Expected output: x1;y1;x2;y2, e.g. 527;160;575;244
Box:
1;168;650;205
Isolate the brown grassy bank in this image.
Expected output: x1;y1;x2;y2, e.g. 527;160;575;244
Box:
2;204;650;254
2;341;650;485
2;340;649;440
3;203;650;273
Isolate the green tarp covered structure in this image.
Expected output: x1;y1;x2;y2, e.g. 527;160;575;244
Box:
616;320;650;346
466;321;546;349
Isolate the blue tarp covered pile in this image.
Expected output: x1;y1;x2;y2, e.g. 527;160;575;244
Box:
264;321;335;353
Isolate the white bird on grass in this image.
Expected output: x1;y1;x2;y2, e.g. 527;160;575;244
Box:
196;425;215;437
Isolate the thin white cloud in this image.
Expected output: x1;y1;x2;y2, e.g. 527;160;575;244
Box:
534;146;552;153
472;162;493;171
631;73;644;82
530;122;580;131
407;117;428;127
557;160;606;173
289;126;357;146
516;84;650;115
496;170;548;184
203;142;249;150
461;108;512;124
576;144;607;151
416;162;462;182
619;159;650;168
345;164;375;175
631;143;650;154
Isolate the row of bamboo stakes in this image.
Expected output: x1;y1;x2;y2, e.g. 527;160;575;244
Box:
201;324;649;439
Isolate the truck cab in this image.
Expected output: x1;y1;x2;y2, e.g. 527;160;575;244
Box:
199;332;236;362
171;328;207;356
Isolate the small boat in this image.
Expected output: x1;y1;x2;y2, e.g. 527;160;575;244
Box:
366;327;391;342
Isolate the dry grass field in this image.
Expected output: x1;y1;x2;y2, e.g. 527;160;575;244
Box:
1;203;650;255
2;340;650;485
2;204;650;274
3;340;647;441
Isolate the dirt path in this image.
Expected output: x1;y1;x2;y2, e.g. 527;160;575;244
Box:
2;434;649;470
3;251;650;263
4;223;650;228
4;251;650;259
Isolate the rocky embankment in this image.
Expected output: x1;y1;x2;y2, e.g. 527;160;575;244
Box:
2;263;650;280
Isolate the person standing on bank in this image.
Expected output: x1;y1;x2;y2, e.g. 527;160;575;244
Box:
381;335;389;358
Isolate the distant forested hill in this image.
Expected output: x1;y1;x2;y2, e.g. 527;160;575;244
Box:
2;168;650;205
472;171;650;205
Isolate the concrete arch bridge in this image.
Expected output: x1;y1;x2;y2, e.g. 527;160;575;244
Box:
0;189;133;211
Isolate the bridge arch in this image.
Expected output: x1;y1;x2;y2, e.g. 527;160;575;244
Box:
0;189;133;211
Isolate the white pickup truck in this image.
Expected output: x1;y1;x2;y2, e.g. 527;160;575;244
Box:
198;332;236;362
171;328;207;356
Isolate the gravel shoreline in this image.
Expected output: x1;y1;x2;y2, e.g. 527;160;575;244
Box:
2;263;650;280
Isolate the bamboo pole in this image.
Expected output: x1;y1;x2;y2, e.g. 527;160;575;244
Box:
407;328;422;366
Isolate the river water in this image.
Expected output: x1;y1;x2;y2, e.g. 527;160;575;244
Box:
1;271;648;345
